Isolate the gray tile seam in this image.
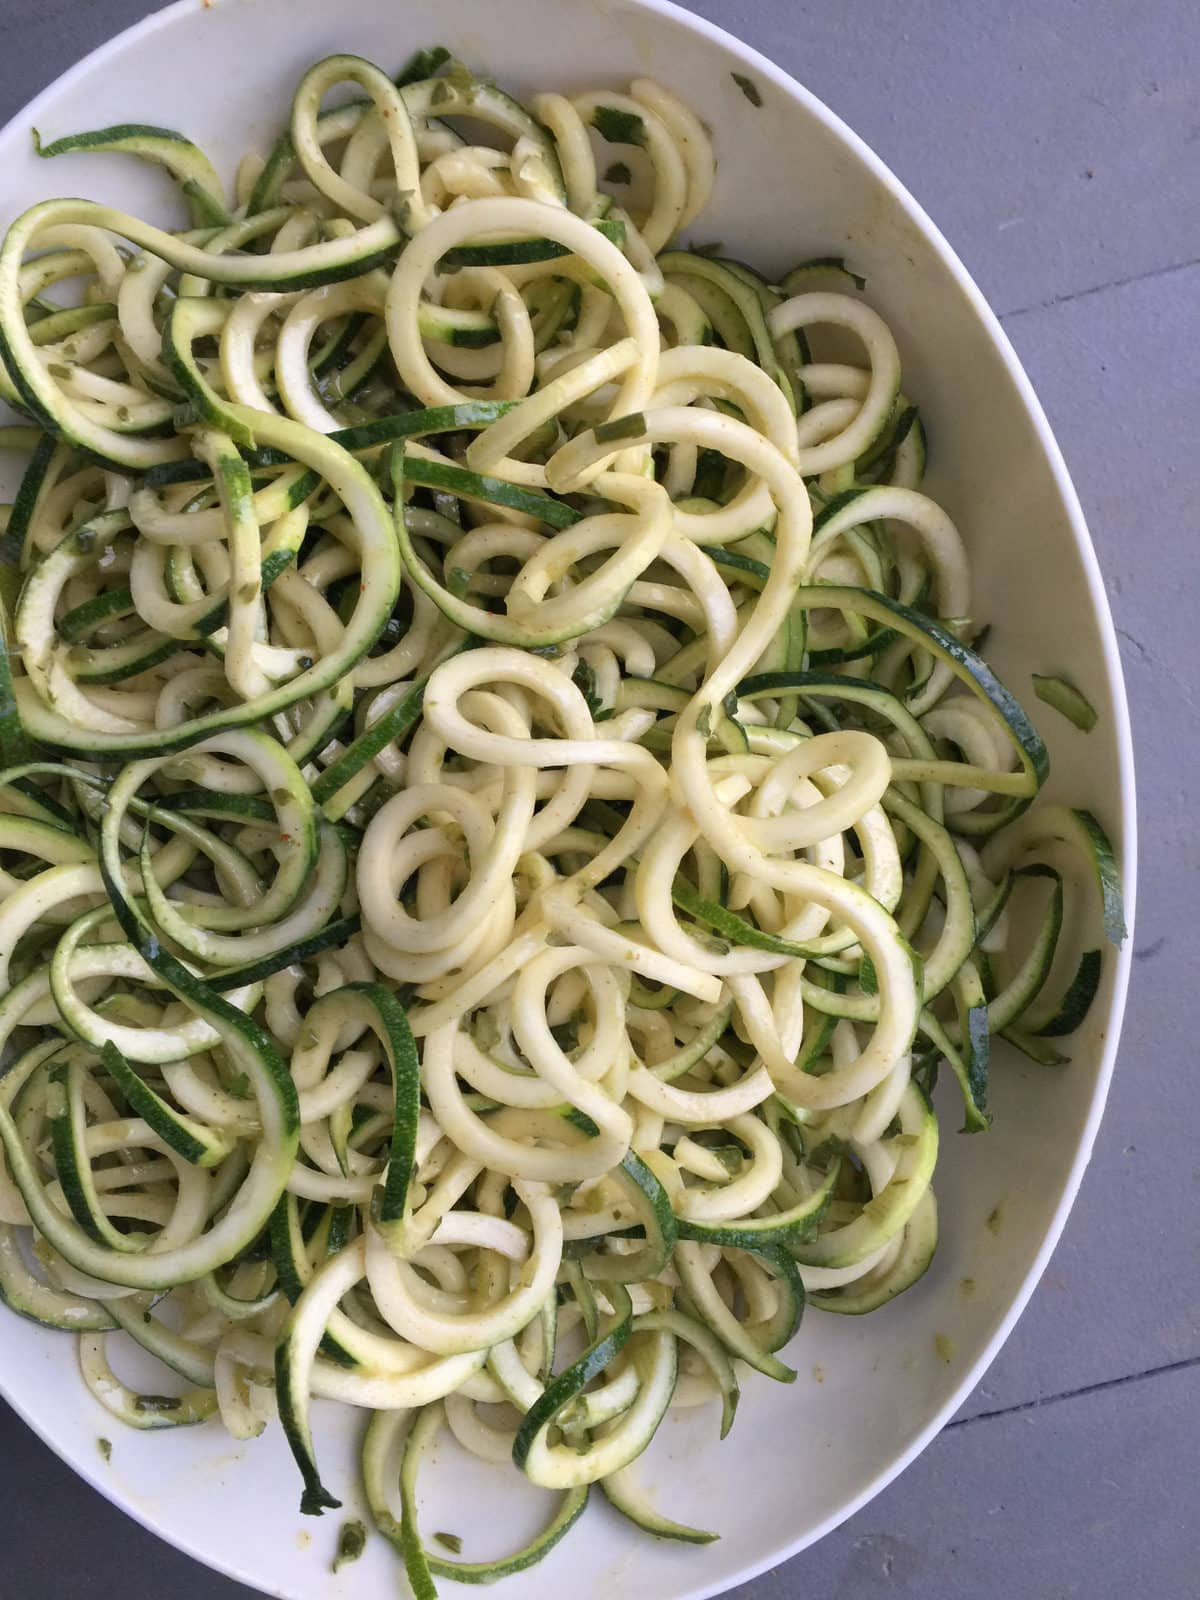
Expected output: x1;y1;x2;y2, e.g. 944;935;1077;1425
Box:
997;253;1200;322
946;1354;1200;1432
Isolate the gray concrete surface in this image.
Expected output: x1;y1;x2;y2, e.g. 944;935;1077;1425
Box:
1;1;1196;1596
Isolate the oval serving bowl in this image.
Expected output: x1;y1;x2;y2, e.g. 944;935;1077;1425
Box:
0;1;1135;1595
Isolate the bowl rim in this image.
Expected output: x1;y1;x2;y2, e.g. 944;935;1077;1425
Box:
0;0;1137;1594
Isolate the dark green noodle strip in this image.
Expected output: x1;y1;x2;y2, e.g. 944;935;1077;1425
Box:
788;585;1049;810
207;917;364;992
698;545;771;584
27;303;117;347
99;1041;233;1166
973;870;1016;949
858;402;919;479
915;1009;990;1133
670;873;828;959
72;631;185;687
1;430;57;567
58;586;138;643
151;789;276;824
781;255;867;292
1072;809;1126;946
401;455;580;527
811;485;869;530
441;217;624;269
310;678;431;807
0;604;29;767
675;1159;840;1248
1027;949;1103;1038
594;411;646;444
512;1285;633;1470
332;401;517;454
142;459;214;490
244;402;519;467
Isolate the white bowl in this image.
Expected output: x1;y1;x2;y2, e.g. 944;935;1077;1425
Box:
0;1;1136;1595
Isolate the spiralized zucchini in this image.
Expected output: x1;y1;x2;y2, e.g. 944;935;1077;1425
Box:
0;47;1123;1589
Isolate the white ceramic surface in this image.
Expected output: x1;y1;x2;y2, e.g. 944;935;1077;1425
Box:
0;2;1136;1596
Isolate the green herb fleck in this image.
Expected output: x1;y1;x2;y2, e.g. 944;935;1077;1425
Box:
934;1333;956;1363
550;1018;580;1054
97;1437;112;1462
603;161;633;185
594;411;646;444
591;106;647;147
433;1531;464;1555
803;1133;845;1168
444;57;484;97
731;72;763;107
571;658;604;720
395;44;451;87
471;1011;501;1052
333;1519;367;1572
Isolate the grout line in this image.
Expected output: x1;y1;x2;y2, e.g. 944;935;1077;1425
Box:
946;1355;1200;1432
998;255;1200;322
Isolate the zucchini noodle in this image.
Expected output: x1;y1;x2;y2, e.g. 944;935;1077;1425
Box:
0;47;1123;1588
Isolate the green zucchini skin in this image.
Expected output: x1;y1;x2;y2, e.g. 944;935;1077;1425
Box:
35;122;230;226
